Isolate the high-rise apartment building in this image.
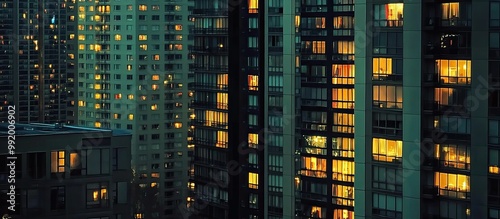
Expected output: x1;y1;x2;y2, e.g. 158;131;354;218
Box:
354;0;500;218
190;0;299;218
298;0;355;218
0;0;67;123
66;0;194;218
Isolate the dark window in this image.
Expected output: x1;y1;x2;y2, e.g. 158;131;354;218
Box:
373;166;403;192
373;112;403;137
50;186;65;210
373;32;403;55
26;189;40;209
28;152;45;179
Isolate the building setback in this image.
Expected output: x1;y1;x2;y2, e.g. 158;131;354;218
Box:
0;123;132;219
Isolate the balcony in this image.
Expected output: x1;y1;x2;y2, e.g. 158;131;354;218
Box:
190;83;228;91
191;46;227;54
192;119;228;129
192;9;228;16
191;64;228;72
192;28;228;35
372;74;403;82
300;193;327;202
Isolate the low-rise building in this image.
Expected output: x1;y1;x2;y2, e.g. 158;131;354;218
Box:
0;123;132;219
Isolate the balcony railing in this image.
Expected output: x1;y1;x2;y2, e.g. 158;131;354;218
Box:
192;28;228;35
192;9;228;16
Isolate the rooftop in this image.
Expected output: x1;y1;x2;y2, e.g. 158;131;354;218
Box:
0;123;131;137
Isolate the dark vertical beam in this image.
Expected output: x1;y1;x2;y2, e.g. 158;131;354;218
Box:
228;0;245;218
257;0;266;218
13;1;20;122
38;1;45;122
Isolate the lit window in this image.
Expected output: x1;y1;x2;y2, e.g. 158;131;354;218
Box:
113;114;121;119
332;160;355;182
217;131;227;148
373;57;392;79
78;34;85;40
174;122;182;128
204;110;228;128
138;4;147;11
94;122;101;128
303;135;327;155
374;3;404;27
175;25;182;31
95;93;101;99
249;172;259;189
86;183;108;207
139;44;147;50
79;44;85;50
153;54;160;60
335;41;355;54
138;35;147;41
333;209;354;219
248;133;258;148
333;113;354;133
128;114;134;120
127;94;134;100
436;59;471;84
94;103;101;109
127;65;132;71
51;151;65;173
309;206;326;218
248;75;259;91
434;172;470;199
332;64;355;85
372;138;403;162
114;34;121;41
78;101;86;107
441;3;460;20
152;75;160;81
303;41;326;54
248;0;258;13
217;93;228;109
151;104;158;111
332;88;354;109
373;85;403;109
152;84;159;90
301;157;327;178
114;94;122;99
217;74;229;89
332;137;355;158
436;144;470;170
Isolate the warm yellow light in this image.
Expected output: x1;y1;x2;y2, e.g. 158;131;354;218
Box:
93;191;99;201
